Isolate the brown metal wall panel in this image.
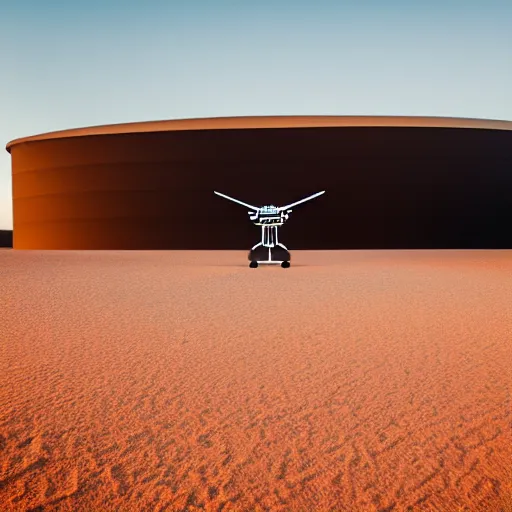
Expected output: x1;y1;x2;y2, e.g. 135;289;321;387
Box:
7;122;512;249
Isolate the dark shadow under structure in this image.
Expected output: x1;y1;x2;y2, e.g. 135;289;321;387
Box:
6;116;512;250
0;230;13;248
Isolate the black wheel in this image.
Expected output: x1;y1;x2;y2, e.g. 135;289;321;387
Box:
249;261;259;268
281;261;290;268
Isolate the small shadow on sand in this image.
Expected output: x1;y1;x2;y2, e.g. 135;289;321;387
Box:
208;263;316;268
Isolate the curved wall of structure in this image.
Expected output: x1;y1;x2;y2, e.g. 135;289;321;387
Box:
6;116;512;250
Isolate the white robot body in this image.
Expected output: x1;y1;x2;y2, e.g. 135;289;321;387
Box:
250;206;290;227
214;190;325;267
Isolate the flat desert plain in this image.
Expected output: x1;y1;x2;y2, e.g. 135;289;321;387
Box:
1;250;511;512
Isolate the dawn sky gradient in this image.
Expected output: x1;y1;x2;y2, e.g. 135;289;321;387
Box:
1;0;511;229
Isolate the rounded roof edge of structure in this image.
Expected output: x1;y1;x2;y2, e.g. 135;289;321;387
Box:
6;115;512;153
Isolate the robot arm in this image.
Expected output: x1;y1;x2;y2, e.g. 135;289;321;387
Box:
214;191;259;211
278;191;325;211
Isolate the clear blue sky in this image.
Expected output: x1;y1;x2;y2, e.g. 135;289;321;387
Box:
1;0;511;229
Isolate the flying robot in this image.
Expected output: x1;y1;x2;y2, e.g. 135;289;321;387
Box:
214;190;325;268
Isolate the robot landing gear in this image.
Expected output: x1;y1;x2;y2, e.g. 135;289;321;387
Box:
248;245;291;268
250;261;290;268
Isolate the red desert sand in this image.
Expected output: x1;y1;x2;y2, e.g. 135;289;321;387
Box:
1;250;511;512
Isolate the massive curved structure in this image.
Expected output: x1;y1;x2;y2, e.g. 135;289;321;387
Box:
6;115;512;250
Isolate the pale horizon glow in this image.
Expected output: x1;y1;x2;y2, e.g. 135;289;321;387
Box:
1;0;511;229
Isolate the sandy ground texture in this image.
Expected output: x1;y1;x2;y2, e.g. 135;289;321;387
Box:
1;250;511;512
